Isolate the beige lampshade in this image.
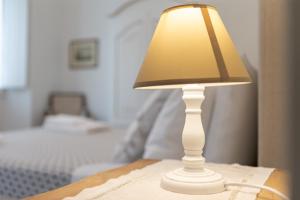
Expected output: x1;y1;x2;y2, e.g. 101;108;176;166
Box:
134;4;251;89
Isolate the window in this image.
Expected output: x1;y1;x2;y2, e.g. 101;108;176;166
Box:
0;0;28;89
0;0;3;88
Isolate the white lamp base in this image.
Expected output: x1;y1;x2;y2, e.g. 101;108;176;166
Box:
160;84;225;195
161;168;225;195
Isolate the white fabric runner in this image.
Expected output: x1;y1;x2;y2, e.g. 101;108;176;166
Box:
64;160;274;200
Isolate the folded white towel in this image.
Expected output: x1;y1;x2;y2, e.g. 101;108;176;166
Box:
43;114;109;134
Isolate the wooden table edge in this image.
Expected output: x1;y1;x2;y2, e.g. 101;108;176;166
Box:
25;160;289;200
258;169;289;200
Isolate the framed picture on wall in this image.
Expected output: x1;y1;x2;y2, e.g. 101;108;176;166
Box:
69;38;98;69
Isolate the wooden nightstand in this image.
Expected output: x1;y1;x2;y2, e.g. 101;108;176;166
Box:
25;160;289;200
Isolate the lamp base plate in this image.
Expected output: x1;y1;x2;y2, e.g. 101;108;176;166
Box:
161;167;225;195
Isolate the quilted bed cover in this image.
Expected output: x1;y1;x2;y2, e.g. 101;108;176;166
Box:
0;128;123;199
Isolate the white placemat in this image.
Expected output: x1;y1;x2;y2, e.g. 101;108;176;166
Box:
65;160;274;200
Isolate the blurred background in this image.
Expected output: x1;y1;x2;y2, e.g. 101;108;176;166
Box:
0;0;299;199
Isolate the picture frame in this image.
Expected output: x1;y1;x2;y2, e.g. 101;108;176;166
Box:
69;38;98;69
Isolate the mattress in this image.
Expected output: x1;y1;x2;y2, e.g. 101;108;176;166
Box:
0;128;124;199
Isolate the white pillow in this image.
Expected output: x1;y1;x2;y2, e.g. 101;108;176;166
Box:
113;90;171;163
43;114;109;134
43;114;88;126
143;90;185;160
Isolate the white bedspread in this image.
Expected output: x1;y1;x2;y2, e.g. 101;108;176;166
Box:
0;128;124;199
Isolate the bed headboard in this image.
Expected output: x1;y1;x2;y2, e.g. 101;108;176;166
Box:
45;92;90;117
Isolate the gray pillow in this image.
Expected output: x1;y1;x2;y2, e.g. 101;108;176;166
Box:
142;89;215;160
143;85;257;166
143;90;185;160
204;84;257;165
113;90;171;163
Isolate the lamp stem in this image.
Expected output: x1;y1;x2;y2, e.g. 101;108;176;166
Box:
182;84;206;172
161;84;225;195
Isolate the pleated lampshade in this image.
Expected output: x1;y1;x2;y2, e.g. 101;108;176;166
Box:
134;4;251;89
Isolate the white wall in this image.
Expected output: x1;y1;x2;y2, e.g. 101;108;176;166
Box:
29;0;64;125
0;90;31;131
58;0;115;121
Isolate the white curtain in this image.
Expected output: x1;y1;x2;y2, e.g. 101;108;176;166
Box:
1;0;28;89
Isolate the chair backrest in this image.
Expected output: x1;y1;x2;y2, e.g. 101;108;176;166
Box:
46;92;89;116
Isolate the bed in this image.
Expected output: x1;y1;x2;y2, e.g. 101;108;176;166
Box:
0;127;124;199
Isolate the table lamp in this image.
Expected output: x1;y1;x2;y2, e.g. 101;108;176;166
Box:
134;4;251;195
